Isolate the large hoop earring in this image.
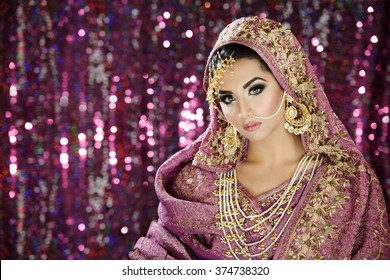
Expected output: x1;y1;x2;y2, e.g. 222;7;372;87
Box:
284;94;311;135
222;124;241;157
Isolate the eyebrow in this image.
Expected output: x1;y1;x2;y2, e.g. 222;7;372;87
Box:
243;77;267;89
218;77;267;95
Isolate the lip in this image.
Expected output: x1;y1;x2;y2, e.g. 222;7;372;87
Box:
243;121;262;131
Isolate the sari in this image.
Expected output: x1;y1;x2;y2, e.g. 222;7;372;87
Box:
129;17;390;260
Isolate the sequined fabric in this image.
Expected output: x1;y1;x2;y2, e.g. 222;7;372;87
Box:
130;17;390;260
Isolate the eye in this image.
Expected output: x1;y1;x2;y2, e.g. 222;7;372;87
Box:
219;94;236;105
249;85;265;95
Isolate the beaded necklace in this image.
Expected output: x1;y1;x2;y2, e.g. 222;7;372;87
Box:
217;153;322;259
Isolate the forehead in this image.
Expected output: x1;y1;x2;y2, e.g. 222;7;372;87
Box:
219;58;270;87
230;57;264;71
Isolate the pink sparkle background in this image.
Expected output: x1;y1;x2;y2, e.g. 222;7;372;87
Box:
0;0;389;259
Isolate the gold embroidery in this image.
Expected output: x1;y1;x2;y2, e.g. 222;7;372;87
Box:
224;249;233;258
234;245;251;258
285;162;356;259
220;232;246;244
216;218;245;229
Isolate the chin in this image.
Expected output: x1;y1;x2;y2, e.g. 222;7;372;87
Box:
240;132;268;143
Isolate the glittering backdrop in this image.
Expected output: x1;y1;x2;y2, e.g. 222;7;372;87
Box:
0;0;389;260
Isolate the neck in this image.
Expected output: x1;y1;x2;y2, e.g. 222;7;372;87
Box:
246;127;306;167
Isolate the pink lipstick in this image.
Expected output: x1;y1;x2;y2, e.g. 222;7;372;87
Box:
243;121;262;131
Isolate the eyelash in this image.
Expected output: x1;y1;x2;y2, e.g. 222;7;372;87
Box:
219;85;265;105
219;95;235;105
249;85;265;95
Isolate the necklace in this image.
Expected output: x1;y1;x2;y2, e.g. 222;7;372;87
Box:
216;153;322;259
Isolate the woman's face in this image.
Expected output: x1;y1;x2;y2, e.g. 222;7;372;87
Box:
218;58;285;142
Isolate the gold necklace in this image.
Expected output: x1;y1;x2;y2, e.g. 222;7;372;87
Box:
216;153;322;259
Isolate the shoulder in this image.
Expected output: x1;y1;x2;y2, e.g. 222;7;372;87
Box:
320;155;378;186
317;156;383;211
169;160;217;203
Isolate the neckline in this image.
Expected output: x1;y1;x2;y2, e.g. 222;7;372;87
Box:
236;166;315;202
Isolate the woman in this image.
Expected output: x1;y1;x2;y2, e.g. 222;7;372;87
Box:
129;17;390;260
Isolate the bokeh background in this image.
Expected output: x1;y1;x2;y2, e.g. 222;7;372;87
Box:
0;0;389;259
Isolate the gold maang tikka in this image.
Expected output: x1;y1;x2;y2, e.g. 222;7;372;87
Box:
206;51;235;104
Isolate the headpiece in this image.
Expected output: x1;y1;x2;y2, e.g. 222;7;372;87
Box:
206;51;235;104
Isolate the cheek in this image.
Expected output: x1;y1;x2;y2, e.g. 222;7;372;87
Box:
258;91;282;115
221;106;237;124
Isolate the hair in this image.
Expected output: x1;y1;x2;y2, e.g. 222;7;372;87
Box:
208;43;270;77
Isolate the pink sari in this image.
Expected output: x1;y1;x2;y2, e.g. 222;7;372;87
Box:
130;17;390;260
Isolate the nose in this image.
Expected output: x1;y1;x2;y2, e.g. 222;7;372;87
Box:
238;101;253;119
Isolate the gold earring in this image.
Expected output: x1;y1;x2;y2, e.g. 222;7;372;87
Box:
284;94;311;135
222;124;240;157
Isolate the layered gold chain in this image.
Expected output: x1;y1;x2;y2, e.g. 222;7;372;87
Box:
216;153;322;259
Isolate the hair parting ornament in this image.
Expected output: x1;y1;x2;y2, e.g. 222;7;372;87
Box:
206;51;235;104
